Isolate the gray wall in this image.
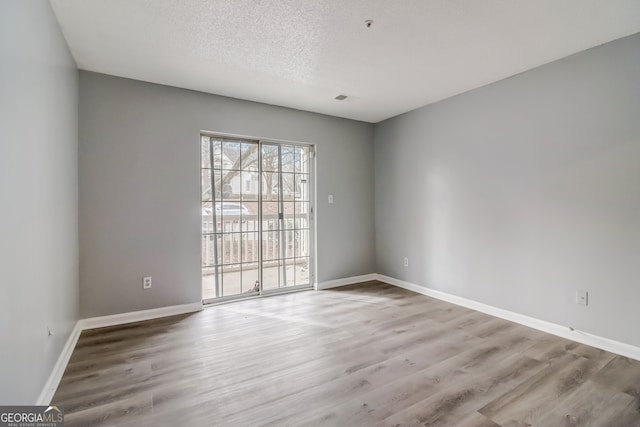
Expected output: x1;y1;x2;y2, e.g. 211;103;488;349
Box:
78;72;375;317
0;1;79;404
375;33;640;347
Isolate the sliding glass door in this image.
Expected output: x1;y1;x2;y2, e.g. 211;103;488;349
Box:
201;134;314;303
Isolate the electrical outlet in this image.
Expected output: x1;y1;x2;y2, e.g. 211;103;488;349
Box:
143;276;152;289
328;194;334;204
576;289;588;306
403;257;409;267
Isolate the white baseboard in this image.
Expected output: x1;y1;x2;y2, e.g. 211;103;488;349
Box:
79;302;203;330
377;274;640;362
36;321;82;406
37;302;203;404
317;273;378;290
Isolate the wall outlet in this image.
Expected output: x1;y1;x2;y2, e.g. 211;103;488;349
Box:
403;257;409;267
576;289;588;306
143;276;152;289
328;194;334;204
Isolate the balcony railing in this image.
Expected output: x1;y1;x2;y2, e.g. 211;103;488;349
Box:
202;214;309;269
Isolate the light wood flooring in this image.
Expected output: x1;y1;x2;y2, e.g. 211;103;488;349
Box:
53;281;640;426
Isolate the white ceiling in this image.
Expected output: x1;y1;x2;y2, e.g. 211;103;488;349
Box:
50;0;640;123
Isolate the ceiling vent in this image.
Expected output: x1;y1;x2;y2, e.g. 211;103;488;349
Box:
335;94;348;101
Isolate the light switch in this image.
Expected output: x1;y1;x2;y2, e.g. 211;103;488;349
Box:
576;290;588;306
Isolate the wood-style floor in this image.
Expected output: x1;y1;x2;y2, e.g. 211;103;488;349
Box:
53;281;640;426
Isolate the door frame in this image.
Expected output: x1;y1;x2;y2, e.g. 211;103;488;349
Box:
200;131;316;305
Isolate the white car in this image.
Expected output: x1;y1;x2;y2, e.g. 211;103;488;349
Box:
203;203;250;217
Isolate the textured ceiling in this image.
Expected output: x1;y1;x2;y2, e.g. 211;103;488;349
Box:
50;0;640;123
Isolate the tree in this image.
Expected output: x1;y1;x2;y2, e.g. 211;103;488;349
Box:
206;138;301;201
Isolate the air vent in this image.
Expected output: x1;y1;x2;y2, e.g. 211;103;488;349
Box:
335;94;348;101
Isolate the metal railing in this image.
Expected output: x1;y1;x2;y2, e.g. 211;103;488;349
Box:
202;214;309;270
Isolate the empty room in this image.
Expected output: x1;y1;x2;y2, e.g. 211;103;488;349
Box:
2;0;640;425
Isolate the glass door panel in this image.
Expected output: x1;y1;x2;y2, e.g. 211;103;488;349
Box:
201;136;260;301
260;142;313;292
